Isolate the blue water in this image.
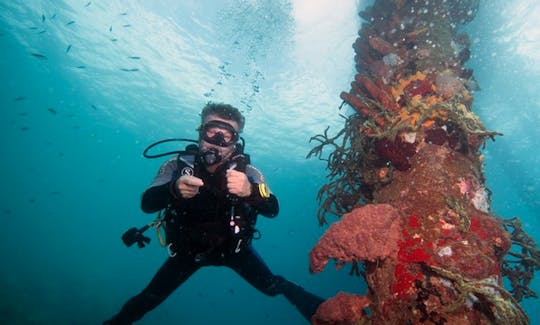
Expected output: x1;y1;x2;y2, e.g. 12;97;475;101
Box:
0;1;538;324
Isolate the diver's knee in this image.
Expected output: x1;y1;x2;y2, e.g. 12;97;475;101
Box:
139;290;165;308
262;275;288;296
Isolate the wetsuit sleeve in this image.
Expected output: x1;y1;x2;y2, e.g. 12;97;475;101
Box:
141;158;178;213
243;165;279;218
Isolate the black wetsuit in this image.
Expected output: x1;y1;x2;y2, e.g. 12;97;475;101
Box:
104;154;323;324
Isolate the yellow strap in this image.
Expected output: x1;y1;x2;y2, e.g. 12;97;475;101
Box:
157;226;167;247
258;183;270;198
151;210;168;247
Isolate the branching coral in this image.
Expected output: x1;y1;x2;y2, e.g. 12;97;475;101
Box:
307;114;376;224
428;264;529;325
502;217;540;301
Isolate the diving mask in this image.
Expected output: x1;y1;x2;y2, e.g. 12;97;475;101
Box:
199;120;239;147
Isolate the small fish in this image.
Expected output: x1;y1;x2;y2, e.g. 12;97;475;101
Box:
41;14;46;22
123;24;131;28
66;44;72;53
38;30;46;34
120;12;128;16
18;112;28;116
128;56;140;59
77;65;86;69
110;38;118;42
47;108;57;114
66;20;75;26
85;1;91;7
91;104;97;110
109;26;112;32
20;126;30;131
50;13;56;19
31;52;47;59
14;96;26;101
29;26;38;30
120;68;139;72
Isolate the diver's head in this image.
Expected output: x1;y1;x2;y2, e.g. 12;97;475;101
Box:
200;102;245;132
198;103;244;168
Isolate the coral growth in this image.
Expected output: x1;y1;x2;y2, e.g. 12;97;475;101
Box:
435;70;466;99
311;292;370;325
375;136;417;171
308;0;538;323
309;204;401;273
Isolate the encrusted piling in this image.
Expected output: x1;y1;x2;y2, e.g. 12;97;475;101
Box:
308;1;538;324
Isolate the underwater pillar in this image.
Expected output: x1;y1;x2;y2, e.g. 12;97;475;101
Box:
308;1;530;324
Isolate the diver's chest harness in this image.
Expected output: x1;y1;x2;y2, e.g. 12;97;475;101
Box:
162;150;259;258
121;139;260;260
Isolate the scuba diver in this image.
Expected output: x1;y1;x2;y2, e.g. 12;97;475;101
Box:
104;102;324;324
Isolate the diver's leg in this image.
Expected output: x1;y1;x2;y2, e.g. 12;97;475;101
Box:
275;276;325;323
226;246;324;323
104;253;200;324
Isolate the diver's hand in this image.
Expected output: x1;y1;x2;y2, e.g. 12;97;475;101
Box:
176;175;204;199
226;169;252;197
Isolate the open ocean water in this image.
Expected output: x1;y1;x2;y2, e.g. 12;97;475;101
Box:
0;1;538;324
